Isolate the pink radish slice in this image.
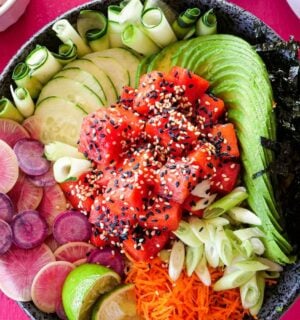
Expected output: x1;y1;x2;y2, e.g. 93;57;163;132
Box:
38;184;67;233
8;172;43;212
31;261;75;313
28;165;56;187
56;297;67;320
0;193;14;223
0;219;12;255
53;210;92;245
0;244;55;301
0;140;19;193
12;210;48;249
87;248;125;277
22;115;43;141
54;242;95;263
0;119;29;147
44;235;60;252
73;258;87;266
14;138;50;176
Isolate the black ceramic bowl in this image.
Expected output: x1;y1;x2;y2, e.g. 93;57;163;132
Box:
0;1;299;319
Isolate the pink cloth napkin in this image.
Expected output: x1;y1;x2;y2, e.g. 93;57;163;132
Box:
0;0;299;319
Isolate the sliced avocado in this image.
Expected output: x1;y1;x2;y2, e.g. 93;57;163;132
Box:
145;34;293;264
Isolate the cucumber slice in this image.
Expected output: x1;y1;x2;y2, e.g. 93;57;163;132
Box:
35;97;86;146
64;59;117;105
54;68;106;105
85;48;141;87
85;56;129;95
37;77;104;114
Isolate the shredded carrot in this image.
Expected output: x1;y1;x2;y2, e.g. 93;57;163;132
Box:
125;258;251;320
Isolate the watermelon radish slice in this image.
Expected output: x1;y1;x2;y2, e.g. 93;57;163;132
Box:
0;193;14;223
73;258;87;266
44;235;60;252
0;119;29;147
22;115;43;141
0;244;55;301
53;210;92;245
54;242;95;263
31;261;75;313
38;184;67;233
8;171;43;213
14;138;50;176
28;165;56;188
0;219;13;255
11;211;48;249
0;140;19;193
56;298;67;320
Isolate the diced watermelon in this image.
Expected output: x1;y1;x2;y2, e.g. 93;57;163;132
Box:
119;86;137;109
182;194;204;217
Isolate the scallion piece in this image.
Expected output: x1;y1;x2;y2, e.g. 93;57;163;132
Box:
228;207;262;225
196;9;217;36
0;98;23;123
52;19;91;57
141;8;177;48
256;257;283;272
234;259;269;272
215;226;233;266
77;10;109;52
25;46;62;84
168;240;185;282
10;86;35;118
121;24;160;56
12;63;42;99
240;275;261;309
249;274;265;316
172;8;201;40
185;244;203;276
214;270;255;291
203;187;248;219
234;227;266;241
195;254;211;286
173;220;202;247
189;216;210;243
52;40;77;65
107;21;124;48
250;238;265;255
143;0;177;24
204;241;219;268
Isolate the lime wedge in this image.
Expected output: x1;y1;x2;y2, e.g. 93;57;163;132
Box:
92;283;140;320
62;263;120;320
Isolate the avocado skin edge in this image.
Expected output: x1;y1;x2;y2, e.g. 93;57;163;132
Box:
145;34;294;264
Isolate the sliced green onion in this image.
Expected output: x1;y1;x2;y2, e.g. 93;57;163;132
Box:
172;8;201;40
215;226;233;266
214;270;255;291
196;9;217;36
261;271;281;279
250;238;265;255
107;21;124;48
191;179;211;198
189;217;210;243
121;24;160;56
185;244;203;276
228;207;262;225
249;274;265;316
191;193;217;211
241;239;255;258
256;257;283;272
205;217;229;226
44;141;85;161
141;8;177;48
203;187;248;219
10;86;35;118
118;0;143;24
52;40;77;65
195;254;211;286
240;275;261;309
77;10;109;52
52;19;91;57
234;260;269;272
158;249;171;263
53;157;92;183
143;0;177;24
204;241;219;268
107;5;122;22
234;227;265;241
12;63;42;99
25;46;62;84
0;98;23;123
173;220;202;247
168;240;185;282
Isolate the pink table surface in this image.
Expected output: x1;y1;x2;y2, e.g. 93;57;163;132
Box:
0;0;299;319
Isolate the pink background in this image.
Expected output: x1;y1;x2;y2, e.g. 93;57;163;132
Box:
0;0;299;319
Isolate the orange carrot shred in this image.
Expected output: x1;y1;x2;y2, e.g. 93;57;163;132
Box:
125;257;251;320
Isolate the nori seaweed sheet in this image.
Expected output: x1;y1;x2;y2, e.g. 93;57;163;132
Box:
256;38;300;252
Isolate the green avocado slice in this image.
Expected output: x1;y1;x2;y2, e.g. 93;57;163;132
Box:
146;34;294;264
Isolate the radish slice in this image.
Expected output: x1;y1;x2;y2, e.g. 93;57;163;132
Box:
0;140;19;193
44;235;60;252
56;298;67;320
0;244;55;301
54;242;95;263
0;219;13;255
0;193;14;223
31;261;75;313
8;172;43;212
0;119;29;147
73;258;87;266
12;211;48;249
28;165;56;187
14;138;50;176
53;210;92;245
22;115;43;141
87;247;125;277
38;184;67;233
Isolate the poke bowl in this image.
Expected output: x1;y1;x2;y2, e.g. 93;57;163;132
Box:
0;0;299;320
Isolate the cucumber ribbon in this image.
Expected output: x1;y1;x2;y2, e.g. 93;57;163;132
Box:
172;8;201;40
10;86;35;118
196;9;217;36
